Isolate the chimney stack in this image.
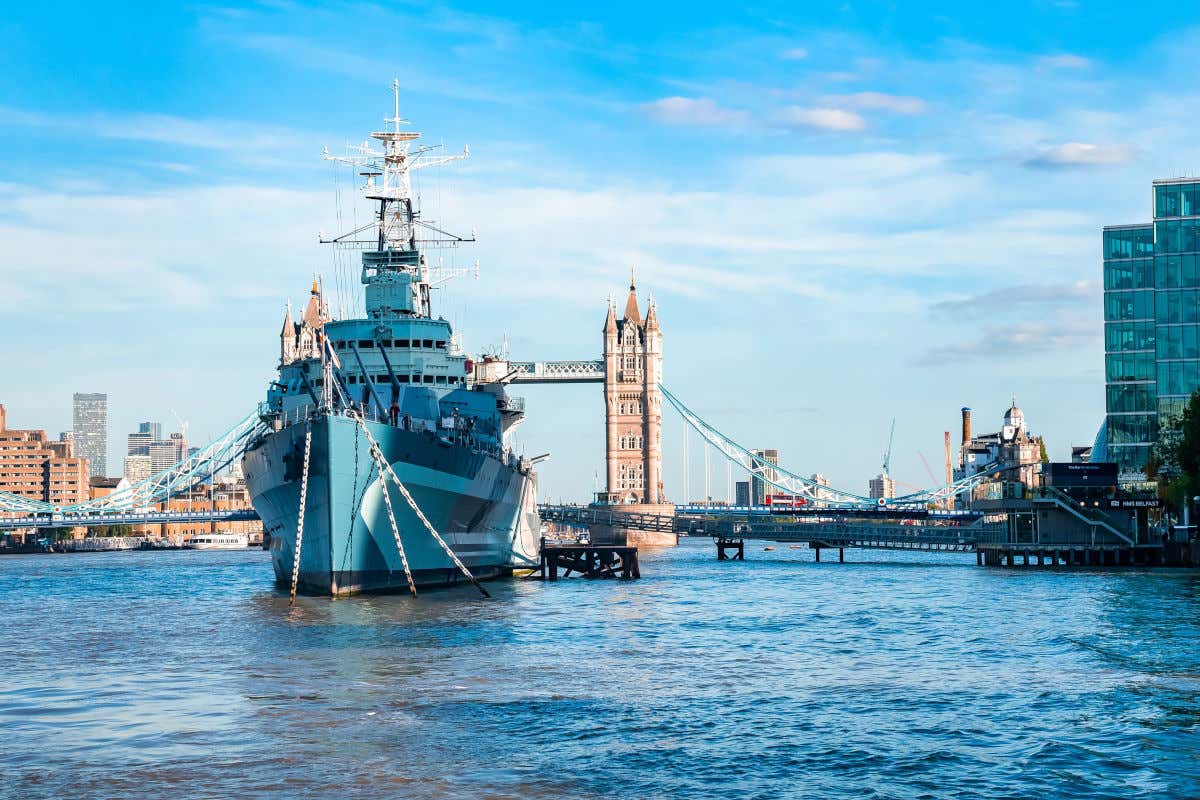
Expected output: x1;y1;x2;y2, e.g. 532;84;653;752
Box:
961;407;972;446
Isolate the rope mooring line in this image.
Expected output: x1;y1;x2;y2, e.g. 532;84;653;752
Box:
368;443;418;597
350;413;491;599
289;427;313;606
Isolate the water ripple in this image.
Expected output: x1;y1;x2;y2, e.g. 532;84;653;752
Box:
1;545;1198;798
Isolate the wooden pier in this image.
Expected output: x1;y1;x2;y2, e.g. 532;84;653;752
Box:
538;541;640;580
976;544;1173;568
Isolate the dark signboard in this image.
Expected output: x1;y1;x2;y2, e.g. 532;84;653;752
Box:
1107;498;1162;509
1046;462;1119;487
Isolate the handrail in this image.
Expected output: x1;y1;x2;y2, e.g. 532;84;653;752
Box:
1038;486;1134;546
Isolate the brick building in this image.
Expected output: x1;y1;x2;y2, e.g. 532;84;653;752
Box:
0;404;90;510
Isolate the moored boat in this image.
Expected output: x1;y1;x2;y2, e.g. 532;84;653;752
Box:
242;84;541;596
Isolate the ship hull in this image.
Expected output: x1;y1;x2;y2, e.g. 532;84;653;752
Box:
242;413;539;596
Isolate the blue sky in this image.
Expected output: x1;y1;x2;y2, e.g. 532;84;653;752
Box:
3;0;1200;500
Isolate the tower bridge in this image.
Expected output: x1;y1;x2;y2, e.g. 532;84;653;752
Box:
1;272;1152;562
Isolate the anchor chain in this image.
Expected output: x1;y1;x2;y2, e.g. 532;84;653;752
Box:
289;427;313;605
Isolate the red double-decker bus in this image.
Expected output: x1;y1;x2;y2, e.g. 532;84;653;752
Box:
764;494;808;510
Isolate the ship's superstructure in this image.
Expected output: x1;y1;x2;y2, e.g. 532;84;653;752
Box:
242;84;540;596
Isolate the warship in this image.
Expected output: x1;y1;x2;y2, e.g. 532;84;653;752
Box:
242;84;541;596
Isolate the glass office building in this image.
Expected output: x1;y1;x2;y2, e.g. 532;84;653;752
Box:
1103;179;1200;475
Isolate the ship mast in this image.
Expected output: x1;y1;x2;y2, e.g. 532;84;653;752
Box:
321;80;473;255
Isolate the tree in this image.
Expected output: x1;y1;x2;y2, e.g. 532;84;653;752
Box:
1178;389;1200;486
1152;389;1200;512
1038;438;1049;463
1153;407;1184;479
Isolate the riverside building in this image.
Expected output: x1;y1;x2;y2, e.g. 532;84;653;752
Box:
0;404;89;509
1103;178;1200;476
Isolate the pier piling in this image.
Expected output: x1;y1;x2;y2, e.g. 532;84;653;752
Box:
716;537;744;561
539;542;640;580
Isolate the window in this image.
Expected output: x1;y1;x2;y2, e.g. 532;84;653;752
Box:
1104;227;1154;259
1106;353;1154;382
1105;291;1153;321
396;339;410;347
423;375;434;384
379;339;392;348
1104;321;1155;353
398;375;410;383
435;340;447;349
1157;325;1184;359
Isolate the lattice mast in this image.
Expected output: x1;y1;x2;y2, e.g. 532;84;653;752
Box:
320;80;476;309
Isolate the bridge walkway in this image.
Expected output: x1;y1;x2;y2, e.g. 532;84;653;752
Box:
539;504;1002;553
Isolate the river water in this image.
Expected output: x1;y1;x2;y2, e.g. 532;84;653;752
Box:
2;542;1198;799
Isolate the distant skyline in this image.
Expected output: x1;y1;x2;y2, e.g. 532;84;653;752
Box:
5;1;1200;499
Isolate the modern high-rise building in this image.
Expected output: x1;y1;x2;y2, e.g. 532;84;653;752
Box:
149;433;188;474
1103;178;1200;475
868;473;895;500
734;480;750;506
127;422;163;456
125;421;188;477
72;392;107;478
749;449;780;505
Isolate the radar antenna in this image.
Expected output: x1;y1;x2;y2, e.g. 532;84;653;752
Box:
320;79;473;252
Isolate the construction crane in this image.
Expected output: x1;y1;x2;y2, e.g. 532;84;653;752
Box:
170;408;189;441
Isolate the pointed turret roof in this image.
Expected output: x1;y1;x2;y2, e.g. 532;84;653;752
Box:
604;296;617;333
280;300;295;338
645;293;659;329
623;268;641;324
302;274;325;328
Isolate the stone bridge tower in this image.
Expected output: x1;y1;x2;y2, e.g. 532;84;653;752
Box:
597;273;674;545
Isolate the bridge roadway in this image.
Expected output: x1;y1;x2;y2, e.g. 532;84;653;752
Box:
0;508;259;530
538;504;1004;552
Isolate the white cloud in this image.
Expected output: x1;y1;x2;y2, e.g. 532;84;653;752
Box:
0;105;306;154
824;91;928;115
641;96;748;127
1038;53;1091;69
0;184;329;313
921;313;1097;364
930;281;1100;317
780;47;808;60
777;106;867;132
1022;142;1135;169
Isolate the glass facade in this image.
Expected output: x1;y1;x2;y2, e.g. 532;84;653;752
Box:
1104;179;1200;474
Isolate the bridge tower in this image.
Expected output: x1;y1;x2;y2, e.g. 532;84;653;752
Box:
597;273;675;545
